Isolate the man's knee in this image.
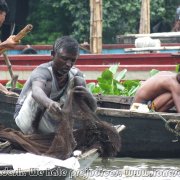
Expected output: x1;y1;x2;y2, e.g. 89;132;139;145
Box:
14;92;40;134
15;115;33;134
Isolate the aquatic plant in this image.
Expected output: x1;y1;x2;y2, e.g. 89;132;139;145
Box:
87;64;140;96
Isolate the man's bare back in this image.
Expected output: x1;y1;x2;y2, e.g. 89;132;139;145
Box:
133;71;180;112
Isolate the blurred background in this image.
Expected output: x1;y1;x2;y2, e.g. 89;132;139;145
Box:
1;0;179;45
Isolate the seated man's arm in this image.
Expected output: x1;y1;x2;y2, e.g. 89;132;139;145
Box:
172;90;180;113
32;80;61;114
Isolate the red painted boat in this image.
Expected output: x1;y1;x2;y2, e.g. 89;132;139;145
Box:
1;44;180;84
0;52;180;66
0;64;177;85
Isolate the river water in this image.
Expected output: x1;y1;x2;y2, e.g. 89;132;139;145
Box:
81;157;180;180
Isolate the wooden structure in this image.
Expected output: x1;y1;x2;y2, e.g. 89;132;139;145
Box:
0;53;180;84
117;32;180;44
90;0;102;54
139;0;150;34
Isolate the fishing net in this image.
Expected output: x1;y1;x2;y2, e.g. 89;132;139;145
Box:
0;86;121;159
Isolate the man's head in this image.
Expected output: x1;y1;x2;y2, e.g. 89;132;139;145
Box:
52;36;79;77
0;0;8;27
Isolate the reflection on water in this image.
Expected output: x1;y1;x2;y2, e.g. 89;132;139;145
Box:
82;158;180;180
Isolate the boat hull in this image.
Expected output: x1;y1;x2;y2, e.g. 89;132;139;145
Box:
0;93;180;158
0;64;178;85
97;108;180;158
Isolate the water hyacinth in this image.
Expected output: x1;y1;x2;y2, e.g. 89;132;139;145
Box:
87;64;141;96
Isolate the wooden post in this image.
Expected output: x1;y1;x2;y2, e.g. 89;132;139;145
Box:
90;0;93;53
139;0;150;34
90;0;102;54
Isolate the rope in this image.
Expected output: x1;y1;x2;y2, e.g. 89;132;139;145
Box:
156;113;180;137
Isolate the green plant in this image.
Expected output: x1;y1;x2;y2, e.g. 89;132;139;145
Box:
5;81;24;89
176;64;180;73
149;69;159;77
87;64;140;96
25;0;179;44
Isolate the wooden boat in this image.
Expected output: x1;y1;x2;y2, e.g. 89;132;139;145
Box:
1;42;180;84
0;125;124;179
0;92;180;158
0;63;179;85
5;43;180;55
0;91;125;178
96;107;180;158
1;52;180;66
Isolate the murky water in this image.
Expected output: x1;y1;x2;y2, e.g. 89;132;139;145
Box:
81;158;180;180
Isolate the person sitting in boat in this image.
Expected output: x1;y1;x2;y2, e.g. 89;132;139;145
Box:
0;35;20;95
21;44;37;54
0;0;20;95
133;71;180;113
14;36;97;135
0;0;19;51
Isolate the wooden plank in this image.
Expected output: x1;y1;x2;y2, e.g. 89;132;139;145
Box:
0;53;180;66
125;46;180;52
94;94;133;104
96;107;180;120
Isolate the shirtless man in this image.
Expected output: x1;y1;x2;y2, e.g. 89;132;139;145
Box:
133;71;180;112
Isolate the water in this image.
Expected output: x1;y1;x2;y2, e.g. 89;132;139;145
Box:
81;158;180;180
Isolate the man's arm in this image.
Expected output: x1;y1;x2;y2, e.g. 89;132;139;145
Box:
172;89;180;113
32;80;61;114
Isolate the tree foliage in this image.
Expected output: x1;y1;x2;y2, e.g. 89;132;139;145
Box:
24;0;179;45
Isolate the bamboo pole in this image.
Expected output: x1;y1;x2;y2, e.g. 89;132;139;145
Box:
0;24;33;54
139;0;150;34
1;24;33;89
97;0;102;53
90;0;94;53
90;0;102;54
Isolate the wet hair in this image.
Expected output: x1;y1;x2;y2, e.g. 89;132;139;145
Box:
0;0;9;13
176;73;180;84
53;36;79;55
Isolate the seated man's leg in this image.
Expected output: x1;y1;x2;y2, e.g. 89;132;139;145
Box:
152;92;174;112
15;92;40;134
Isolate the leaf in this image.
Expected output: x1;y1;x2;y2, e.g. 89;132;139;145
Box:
101;70;113;81
86;82;96;93
176;64;180;73
92;86;102;94
5;81;24;89
115;69;127;81
16;82;24;89
109;64;119;74
98;83;112;92
149;69;159;77
116;83;125;91
5;81;12;89
128;85;140;96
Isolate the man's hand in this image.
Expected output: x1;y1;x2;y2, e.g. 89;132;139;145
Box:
3;35;20;49
47;101;61;114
